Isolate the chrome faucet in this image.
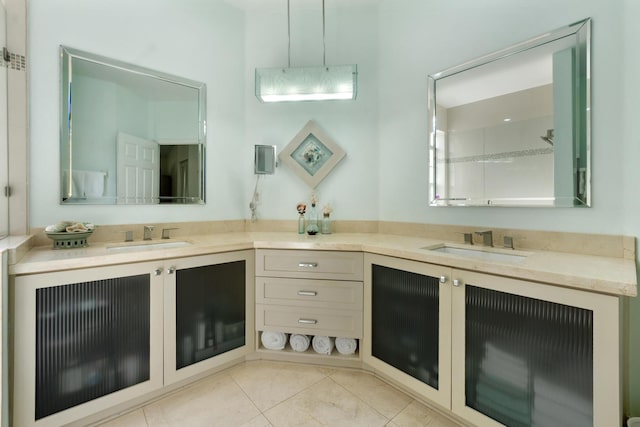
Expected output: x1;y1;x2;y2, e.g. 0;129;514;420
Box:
462;233;473;245
475;230;493;247
162;227;178;239
143;225;155;240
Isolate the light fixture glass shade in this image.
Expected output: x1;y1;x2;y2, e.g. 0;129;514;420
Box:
255;65;357;102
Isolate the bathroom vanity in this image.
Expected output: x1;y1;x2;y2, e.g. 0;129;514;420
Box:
7;228;636;427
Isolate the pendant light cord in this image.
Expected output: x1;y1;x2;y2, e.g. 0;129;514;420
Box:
287;0;291;68
322;0;326;67
286;0;327;68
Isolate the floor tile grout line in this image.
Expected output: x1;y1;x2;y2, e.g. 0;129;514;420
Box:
252;361;336;424
324;375;393;424
225;364;270;422
328;369;416;422
228;359;336;415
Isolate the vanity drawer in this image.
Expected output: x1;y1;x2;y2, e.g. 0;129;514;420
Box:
255;249;363;281
256;304;362;338
256;277;363;310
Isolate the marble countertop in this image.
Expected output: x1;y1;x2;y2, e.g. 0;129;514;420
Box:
9;232;638;297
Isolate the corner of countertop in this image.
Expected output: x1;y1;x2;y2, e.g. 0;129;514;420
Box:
0;234;34;265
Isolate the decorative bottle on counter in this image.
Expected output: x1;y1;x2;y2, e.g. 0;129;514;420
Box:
298;213;305;234
321;213;332;234
306;204;319;235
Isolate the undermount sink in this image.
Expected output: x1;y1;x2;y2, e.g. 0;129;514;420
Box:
107;240;192;253
423;244;528;263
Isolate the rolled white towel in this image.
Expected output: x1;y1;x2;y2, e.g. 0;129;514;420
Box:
335;337;358;355
260;331;288;350
289;334;310;352
312;335;334;355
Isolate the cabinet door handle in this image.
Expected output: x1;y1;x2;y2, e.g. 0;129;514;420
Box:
153;268;163;276
167;267;176;275
453;279;462;287
439;276;447;284
298;262;318;268
298;319;318;324
297;290;318;296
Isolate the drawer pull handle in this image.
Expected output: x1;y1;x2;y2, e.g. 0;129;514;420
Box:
298;262;318;268
297;291;318;296
298;319;318;325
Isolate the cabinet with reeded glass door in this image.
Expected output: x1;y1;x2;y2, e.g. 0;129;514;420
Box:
163;250;254;385
363;254;453;409
13;261;165;427
450;270;620;427
363;254;621;427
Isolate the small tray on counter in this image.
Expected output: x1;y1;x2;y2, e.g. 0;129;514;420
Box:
46;230;93;249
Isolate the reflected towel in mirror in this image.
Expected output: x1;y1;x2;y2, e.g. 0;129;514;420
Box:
64;170;106;198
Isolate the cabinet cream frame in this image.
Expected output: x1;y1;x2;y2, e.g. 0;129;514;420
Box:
13;261;165;427
450;269;621;427
363;254;453;410
163;251;255;385
364;254;622;427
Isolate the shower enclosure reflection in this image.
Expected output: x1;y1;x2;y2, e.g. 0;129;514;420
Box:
60;46;206;205
428;18;590;207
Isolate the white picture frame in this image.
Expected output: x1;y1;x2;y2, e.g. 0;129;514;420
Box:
279;120;346;188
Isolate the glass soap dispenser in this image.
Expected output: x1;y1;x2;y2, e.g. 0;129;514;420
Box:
322;213;332;234
306;203;319;235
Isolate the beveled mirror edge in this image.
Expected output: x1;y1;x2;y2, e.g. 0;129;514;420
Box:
430;18;591;81
428;18;591;208
59;45;208;205
60;45;207;93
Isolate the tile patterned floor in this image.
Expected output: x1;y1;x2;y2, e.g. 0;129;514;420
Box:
98;360;461;427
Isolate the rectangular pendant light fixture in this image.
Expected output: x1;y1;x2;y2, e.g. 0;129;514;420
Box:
255;0;358;103
255;65;357;102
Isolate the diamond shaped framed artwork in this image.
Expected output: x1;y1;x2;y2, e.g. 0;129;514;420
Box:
280;121;346;188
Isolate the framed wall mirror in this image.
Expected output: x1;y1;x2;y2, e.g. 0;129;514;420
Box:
60;46;206;204
428;18;590;207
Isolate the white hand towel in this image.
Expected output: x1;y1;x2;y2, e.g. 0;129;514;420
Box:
289;334;310;352
69;170;85;198
335;337;358;355
260;331;288;350
312;335;334;355
84;171;106;198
